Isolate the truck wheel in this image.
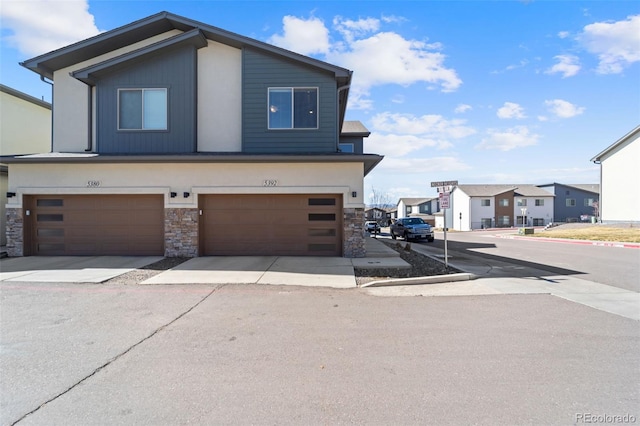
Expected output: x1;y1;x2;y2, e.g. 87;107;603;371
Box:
391;232;396;240
428;237;434;242
404;232;411;241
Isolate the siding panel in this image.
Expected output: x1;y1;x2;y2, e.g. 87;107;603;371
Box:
95;46;197;154
242;48;337;153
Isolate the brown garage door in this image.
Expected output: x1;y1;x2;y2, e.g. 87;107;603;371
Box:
200;194;342;256
24;195;164;256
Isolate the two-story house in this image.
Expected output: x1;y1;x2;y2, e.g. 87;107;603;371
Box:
3;12;383;258
538;183;599;223
590;125;639;223
448;185;554;230
396;197;439;225
0;84;52;247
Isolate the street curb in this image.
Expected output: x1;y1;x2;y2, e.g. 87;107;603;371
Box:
496;234;640;249
360;272;477;288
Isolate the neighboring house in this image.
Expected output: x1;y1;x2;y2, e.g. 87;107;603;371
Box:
538;183;600;223
448;184;554;231
590;125;640;223
365;207;386;221
2;11;383;257
397;197;439;226
0;84;51;246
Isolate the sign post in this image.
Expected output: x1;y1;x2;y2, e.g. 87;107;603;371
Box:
431;180;458;269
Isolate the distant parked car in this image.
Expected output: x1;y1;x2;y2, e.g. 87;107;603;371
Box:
390;217;434;242
365;221;381;233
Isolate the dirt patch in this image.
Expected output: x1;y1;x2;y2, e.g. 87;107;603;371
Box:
355;240;460;286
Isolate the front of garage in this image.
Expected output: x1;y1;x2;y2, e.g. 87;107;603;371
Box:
200;194;342;256
23;194;164;256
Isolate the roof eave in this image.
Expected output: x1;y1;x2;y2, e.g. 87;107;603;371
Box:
590;125;640;162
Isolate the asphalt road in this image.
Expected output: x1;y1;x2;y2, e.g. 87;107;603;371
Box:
405;229;639;292
2;281;639;426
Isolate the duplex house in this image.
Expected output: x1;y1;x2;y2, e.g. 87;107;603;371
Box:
3;12;383;258
590;125;639;223
0;84;51;246
538;183;599;223
448;185;554;231
396;197;439;225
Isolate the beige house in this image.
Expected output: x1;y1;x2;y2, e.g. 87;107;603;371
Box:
591;126;640;223
0;84;51;246
2;12;382;257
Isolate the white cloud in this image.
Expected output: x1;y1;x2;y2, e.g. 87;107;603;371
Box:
476;126;540;151
497;102;526;119
378;157;471;173
454;104;472;114
544;99;585;118
0;0;101;57
491;59;528;74
267;15;330;55
558;31;570;39
366;133;453;157
371;112;476;139
333;16;380;42
268;15;461;109
579;14;640;74
545;54;581;78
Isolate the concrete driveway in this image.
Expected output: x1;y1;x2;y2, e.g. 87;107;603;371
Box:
0;256;163;283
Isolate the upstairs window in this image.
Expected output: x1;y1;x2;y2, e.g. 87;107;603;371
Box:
499;199;509;207
535;199;544;206
481;199;491;207
566;198;576;207
268;88;318;129
118;88;167;130
517;199;527;207
584;198;595;207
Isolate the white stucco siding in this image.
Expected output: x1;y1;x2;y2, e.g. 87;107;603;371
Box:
450;189;470;231
0;91;51;155
513;197;554;226
469;197;493;230
52;30;183;153
197;41;242;152
7;162;365;209
601;134;640;222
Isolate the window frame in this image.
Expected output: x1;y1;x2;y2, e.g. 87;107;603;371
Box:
268;87;319;130
566;198;576;207
117;88;168;131
535;199;544;206
499;198;509;207
517;198;527;207
481;199;491;207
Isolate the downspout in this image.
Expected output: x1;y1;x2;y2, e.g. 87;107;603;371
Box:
85;85;93;152
593;159;602;222
40;76;54;152
336;83;350;152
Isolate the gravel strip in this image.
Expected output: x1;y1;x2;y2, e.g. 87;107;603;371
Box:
104;257;190;285
355;240;460;286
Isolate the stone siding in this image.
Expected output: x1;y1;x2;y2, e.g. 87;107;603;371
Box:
6;208;23;257
343;207;366;258
164;208;199;257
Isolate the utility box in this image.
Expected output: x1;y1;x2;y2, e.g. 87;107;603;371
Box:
518;227;534;235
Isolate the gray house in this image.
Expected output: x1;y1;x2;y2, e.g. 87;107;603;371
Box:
538;183;599;222
3;11;382;258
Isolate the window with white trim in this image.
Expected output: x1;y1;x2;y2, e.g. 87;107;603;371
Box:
566;198;576;207
535;199;544;206
118;88;167;130
268;88;318;129
339;143;354;153
499;198;509;207
584;198;595;207
481;199;491;207
517;198;527;207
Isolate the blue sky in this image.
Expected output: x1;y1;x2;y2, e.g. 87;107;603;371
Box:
2;1;639;203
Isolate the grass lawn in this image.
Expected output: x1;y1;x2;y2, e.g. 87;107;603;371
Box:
532;226;640;243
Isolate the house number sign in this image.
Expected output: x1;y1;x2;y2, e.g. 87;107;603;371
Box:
263;179;278;187
86;180;101;187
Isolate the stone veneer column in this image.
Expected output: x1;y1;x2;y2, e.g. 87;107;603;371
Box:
343;207;366;258
164;208;199;257
6;208;23;257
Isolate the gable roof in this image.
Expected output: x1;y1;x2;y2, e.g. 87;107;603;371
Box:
21;11;352;81
538;182;599;195
456;184;554;197
591;125;640;162
0;84;51;110
398;197;434;206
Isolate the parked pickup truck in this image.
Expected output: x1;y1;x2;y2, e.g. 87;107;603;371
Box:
390;217;434;242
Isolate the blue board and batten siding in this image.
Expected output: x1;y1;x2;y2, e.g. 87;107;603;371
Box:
242;48;338;153
95;46;198;154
